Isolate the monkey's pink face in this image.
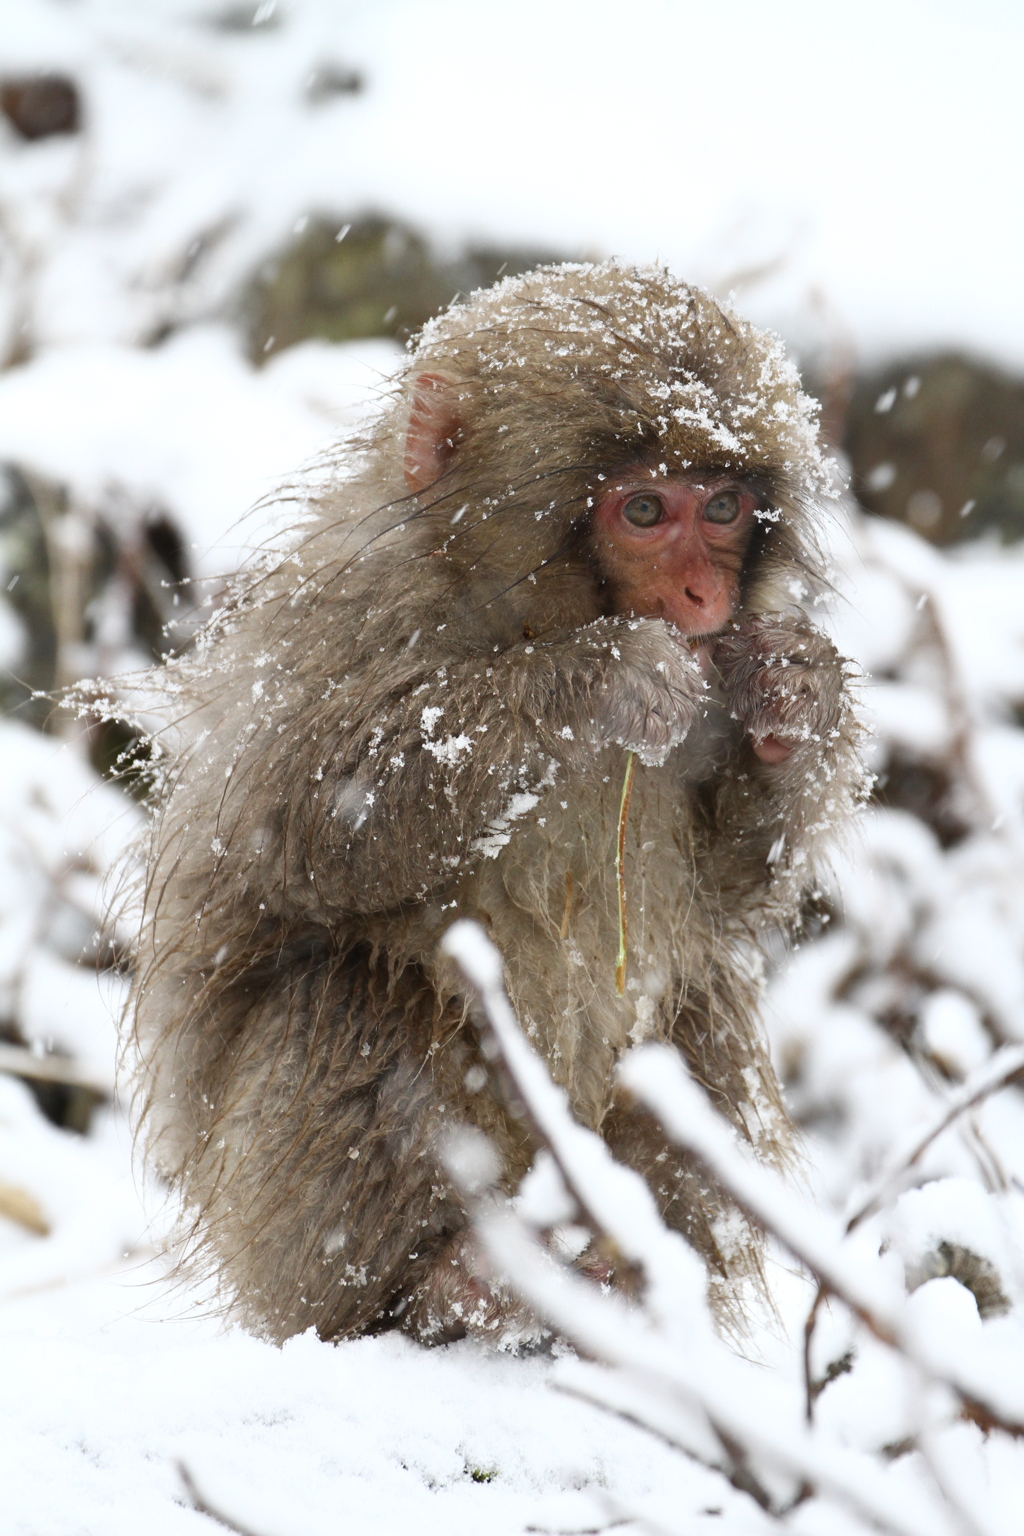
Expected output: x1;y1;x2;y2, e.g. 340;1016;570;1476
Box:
592;474;759;638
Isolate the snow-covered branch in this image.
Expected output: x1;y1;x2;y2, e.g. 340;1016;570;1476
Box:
443;919;1024;1536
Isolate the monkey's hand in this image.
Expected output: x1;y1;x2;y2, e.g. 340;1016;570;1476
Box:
712;614;846;765
589;617;707;767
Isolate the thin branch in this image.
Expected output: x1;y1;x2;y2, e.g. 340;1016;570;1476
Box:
803;1041;1024;1422
177;1463;267;1536
803;1284;828;1424
0;1180;49;1236
843;1043;1024;1234
615;750;636;995
442;919;637;1249
481;1207;950;1536
621;1044;1024;1438
0;1041;111;1097
445;922;956;1536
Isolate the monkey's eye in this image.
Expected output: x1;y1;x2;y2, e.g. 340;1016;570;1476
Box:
703;490;741;524
621;493;665;527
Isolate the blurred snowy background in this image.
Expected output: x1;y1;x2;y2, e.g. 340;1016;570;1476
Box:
3;2;1024;1532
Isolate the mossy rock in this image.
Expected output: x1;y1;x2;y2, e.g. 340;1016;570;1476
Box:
0;465;186;788
845;354;1024;544
246;214;570;360
0;467;58;726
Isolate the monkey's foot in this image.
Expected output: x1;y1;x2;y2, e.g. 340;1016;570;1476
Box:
402;1234;543;1350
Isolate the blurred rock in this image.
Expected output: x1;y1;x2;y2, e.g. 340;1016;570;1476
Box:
246;215;570;360
0;75;80;141
0;467;57;727
304;62;364;103
0;465;188;782
906;1242;1010;1320
208;2;283;31
845;354;1024;545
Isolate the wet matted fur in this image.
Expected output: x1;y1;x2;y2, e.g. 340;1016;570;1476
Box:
130;262;864;1343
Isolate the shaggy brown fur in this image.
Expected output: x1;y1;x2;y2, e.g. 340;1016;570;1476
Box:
132;263;863;1344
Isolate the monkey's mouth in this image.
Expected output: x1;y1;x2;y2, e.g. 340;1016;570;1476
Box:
682;620;730;645
647;598;731;648
688;640;720;677
636;578;742;642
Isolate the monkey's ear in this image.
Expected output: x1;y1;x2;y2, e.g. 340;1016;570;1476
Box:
404;373;462;493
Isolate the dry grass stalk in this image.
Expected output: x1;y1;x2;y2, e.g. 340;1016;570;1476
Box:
614;750;637;996
0;1180;49;1236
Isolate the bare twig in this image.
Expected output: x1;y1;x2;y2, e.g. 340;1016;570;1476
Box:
844;1042;1024;1234
0;1180;49;1236
622;1045;1024;1439
802;1042;1024;1422
803;1284;828;1424
615;750;636;995
177;1462;267;1536
0;1040;111;1097
445;922;957;1536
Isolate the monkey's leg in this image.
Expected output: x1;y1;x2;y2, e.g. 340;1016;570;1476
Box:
175;943;474;1344
400;1229;541;1346
600;964;792;1315
603;1093;730;1267
601;1086;767;1319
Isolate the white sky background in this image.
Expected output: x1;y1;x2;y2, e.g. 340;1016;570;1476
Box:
337;0;1024;370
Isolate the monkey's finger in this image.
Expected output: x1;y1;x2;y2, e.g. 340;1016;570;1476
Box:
751;733;794;765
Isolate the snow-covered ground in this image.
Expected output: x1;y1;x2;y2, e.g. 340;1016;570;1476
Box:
2;1247;774;1536
4;3;1024;1532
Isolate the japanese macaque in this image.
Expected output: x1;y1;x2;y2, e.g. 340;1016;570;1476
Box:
134;263;863;1345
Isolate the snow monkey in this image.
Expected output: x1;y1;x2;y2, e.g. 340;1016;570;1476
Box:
134;263;862;1345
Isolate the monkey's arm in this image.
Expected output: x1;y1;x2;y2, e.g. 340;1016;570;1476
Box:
702;613;865;919
315;616;705;912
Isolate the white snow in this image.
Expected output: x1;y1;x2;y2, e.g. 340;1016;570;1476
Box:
0;329;402;578
4;3;1024;1531
2;1265;741;1536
